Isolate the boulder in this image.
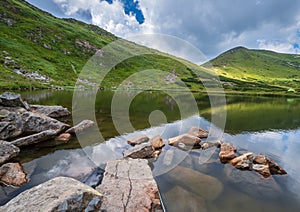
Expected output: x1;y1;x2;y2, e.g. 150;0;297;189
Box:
163;186;207;212
201;141;222;150
0;177;103;211
150;135;164;149
55;133;71;142
96;159;161;211
0;92;30;110
166;166;223;201
127;134;149;146
0;112;23;140
229;152;253;170
0;141;20;165
0;163;27;186
188;127;209;138
21;112;69;134
11;130;58;147
168;134;201;146
66;120;95;134
219;142;237;163
30;105;70;118
123;142;155;159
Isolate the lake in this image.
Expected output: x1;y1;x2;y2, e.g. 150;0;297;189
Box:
1;90;300;211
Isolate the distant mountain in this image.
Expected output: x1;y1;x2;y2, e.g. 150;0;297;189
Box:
207;46;300;91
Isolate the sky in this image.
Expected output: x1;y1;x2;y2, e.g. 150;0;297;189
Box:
26;0;300;59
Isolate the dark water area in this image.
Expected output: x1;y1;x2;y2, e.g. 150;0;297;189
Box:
1;90;300;211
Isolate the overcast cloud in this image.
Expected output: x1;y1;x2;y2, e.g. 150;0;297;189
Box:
26;0;300;59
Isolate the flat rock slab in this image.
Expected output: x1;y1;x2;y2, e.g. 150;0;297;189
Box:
0;92;30;110
168;134;201;146
66;120;95;134
30;105;70;118
0;140;20;165
96;159;161;211
0;176;103;212
127;134;149;146
11;130;58;147
0;163;27;187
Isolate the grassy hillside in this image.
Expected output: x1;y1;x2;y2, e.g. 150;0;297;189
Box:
0;0;212;90
207;46;300;92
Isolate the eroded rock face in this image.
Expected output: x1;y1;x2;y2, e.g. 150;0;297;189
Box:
150;135;164;149
219;142;237;163
96;159;161;211
11;130;58;147
168;134;201;146
30;105;70;118
0;163;27;187
0;141;20;165
127;135;149;146
188;127;209;138
0;92;30;110
66;120;95;134
123;143;155;159
0;177;103;211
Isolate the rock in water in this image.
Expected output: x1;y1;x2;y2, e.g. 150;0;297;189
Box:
96;159;161;211
0;141;20;165
30;105;70;118
168;134;201;146
188;127;209;138
0;177;103;211
0;112;23;140
150;135;164;149
229;152;253;170
219;142;237;163
81;167;105;189
0;163;27;186
127;135;149;146
201;141;222;150
123;142;155;159
66;120;95;134
55;133;71;142
11;130;58;147
253;154;287;176
0;92;30;110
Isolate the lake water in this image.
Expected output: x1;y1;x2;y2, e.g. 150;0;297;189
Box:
1;90;300;211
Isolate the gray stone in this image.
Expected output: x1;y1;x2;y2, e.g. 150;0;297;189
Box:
0;140;20;165
11;130;58;147
0;163;27;187
168;134;201;146
127;134;149;146
66;120;95;134
96;159;161;211
123;142;155;159
0;177;103;212
0;110;23;140
30;105;70;118
0;92;30;110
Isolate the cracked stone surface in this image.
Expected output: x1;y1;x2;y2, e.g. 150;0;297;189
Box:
96;158;161;211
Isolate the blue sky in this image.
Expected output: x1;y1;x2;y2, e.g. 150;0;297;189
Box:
26;0;300;59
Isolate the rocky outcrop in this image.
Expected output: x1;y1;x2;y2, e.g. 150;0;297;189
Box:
0;177;103;211
66;120;95;134
0;92;30;110
150;135;164;149
127;135;149;146
168;134;201;146
11;130;58;147
219;142;237;163
30;105;70;118
188;127;209;138
0;163;27;186
0;141;20;165
96;159;161;211
123;142;155;159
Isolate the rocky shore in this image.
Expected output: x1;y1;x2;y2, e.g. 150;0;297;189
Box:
0;92;288;211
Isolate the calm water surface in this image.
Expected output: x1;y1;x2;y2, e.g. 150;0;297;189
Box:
1;90;300;212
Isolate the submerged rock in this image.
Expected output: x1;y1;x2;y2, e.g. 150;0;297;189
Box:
11;130;58;147
0;92;30;110
127;134;149;146
30;105;70;118
96;159;161;211
123;142;155;159
188;127;209;138
66;120;95;134
0;177;103;211
150;135;164;149
0;141;20;165
168;134;201;146
219;142;237;163
0;163;27;187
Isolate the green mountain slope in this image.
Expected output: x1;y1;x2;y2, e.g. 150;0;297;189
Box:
208;46;300;91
